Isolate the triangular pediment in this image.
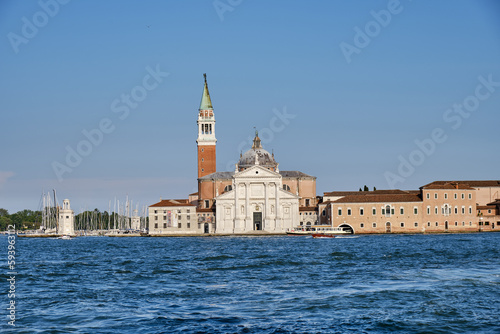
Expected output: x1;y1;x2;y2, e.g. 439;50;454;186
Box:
235;165;281;179
216;189;234;200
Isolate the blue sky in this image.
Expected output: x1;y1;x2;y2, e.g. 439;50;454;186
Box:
1;0;499;214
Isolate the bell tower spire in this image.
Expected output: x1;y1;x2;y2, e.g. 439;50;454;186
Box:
197;73;217;179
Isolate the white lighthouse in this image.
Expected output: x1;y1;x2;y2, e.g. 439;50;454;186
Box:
58;199;75;236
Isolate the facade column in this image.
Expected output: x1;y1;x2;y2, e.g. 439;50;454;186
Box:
264;182;270;230
275;183;280;231
234;182;242;232
245;182;251;231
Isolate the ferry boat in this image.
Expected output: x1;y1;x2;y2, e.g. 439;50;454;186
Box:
286;226;352;236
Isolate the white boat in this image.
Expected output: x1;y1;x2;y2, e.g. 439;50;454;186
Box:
58;235;74;240
286;226;352;235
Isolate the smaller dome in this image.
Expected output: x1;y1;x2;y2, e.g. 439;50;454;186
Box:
237;131;278;170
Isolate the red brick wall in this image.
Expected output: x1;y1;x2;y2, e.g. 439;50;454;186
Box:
198;145;216;178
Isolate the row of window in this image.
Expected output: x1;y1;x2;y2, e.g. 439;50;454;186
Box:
154;222;212;229
337;206;418;216
358;221;474;228
154;209;190;214
426;192;472;200
426;205;472;215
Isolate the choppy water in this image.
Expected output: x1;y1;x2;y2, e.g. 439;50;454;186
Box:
1;233;500;333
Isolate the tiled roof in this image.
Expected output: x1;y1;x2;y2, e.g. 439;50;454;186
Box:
196;208;215;213
422;181;474;190
324;189;412;196
477;205;495;210
280;171;315;178
149;199;196;207
332;193;422;204
422;180;500;189
199;170;315;180
299;206;318;211
199;171;235;181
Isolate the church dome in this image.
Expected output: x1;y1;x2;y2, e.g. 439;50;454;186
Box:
238;131;278;171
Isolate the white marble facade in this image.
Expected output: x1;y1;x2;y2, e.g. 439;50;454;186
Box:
215;165;299;233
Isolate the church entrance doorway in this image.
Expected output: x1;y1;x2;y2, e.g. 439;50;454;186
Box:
253;212;262;230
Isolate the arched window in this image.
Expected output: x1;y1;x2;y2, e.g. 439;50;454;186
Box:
385;205;391;217
224;185;233;192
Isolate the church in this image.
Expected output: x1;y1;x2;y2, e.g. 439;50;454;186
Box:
148;75;317;235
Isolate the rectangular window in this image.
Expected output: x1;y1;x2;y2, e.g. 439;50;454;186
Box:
382;208;385;215
360;223;364;228
414;222;418;227
372;223;377;228
468;194;472;199
178;223;182;228
347;209;352;216
435;222;438;226
338;209;342;216
414;207;418;215
400;208;404;215
444;193;448;199
462;207;465;214
163;215;166;220
163;223;166;228
461;194;465;199
187;215;191;220
154;223;158;228
360;208;364;216
427;207;430;215
391;208;395;215
427;222;431;227
454;193;457;199
155;216;158;221
401;222;405;227
435;207;438;214
187;223;191;228
205;200;210;208
372;208;376;215
455;207;458;214
178;215;182;220
434;193;438;199
426;193;430;199
305;199;310;206
154;210;157;214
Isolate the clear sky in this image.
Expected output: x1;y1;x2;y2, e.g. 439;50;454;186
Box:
1;0;499;214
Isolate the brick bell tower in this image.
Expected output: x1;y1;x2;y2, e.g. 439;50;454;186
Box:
197;73;217;178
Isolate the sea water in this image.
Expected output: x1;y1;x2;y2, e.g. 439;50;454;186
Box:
1;233;499;333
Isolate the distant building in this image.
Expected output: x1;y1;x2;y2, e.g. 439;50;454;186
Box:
318;181;500;234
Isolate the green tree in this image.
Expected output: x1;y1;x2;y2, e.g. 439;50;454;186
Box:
0;216;12;231
0;208;9;217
